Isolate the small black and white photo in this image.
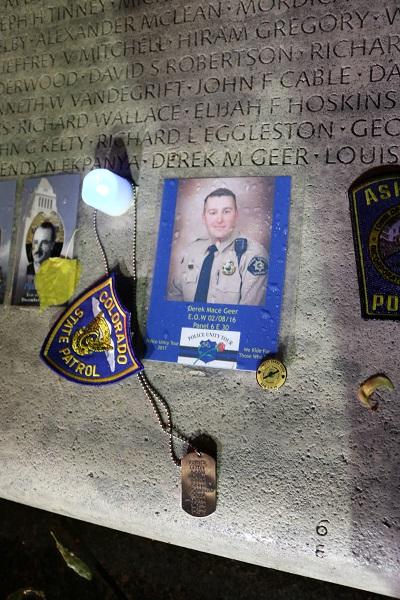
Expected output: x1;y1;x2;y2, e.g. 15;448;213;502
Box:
12;173;81;306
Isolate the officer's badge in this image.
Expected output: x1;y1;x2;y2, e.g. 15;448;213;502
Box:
41;274;143;384
222;260;236;276
349;172;400;319
248;256;268;276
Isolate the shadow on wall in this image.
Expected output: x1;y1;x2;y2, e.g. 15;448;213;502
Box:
93;138;146;357
94;136;140;184
167;176;275;293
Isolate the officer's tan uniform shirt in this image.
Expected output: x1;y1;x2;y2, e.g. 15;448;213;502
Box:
169;230;268;305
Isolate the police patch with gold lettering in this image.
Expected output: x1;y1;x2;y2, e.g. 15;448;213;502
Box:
349;172;400;320
41;274;143;384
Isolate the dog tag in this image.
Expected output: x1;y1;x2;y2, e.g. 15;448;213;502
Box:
181;451;216;517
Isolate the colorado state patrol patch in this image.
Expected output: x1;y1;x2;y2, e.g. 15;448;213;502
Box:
349;172;400;320
41;274;143;384
248;256;268;276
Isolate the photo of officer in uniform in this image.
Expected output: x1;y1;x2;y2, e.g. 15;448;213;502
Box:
168;180;271;306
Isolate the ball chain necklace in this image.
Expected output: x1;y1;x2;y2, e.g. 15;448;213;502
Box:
41;185;217;518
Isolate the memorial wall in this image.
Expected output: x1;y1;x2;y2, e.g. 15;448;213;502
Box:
1;1;400;174
0;0;400;596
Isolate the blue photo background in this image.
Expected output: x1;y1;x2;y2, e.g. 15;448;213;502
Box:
146;176;291;371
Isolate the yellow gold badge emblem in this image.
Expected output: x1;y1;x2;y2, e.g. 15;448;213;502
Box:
222;260;236;275
72;311;113;357
256;358;287;390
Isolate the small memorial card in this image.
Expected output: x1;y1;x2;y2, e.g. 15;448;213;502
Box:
12;173;80;306
146;176;291;371
0;180;17;304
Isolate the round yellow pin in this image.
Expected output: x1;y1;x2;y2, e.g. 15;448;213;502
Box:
256;359;287;390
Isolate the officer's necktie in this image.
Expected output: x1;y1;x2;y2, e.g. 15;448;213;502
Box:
194;244;218;302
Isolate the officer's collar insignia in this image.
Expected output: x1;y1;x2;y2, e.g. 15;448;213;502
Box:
222;260;236;275
248;256;268;276
349;171;400;320
41;274;143;384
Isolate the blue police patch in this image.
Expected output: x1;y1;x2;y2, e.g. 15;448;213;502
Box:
248;256;268;276
349;172;400;320
41;274;143;384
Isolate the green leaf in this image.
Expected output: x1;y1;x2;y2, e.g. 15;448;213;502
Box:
7;590;46;600
50;531;92;581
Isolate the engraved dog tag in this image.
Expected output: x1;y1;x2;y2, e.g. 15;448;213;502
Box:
181;451;216;517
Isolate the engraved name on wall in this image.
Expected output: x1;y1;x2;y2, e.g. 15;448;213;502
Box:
0;0;399;175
